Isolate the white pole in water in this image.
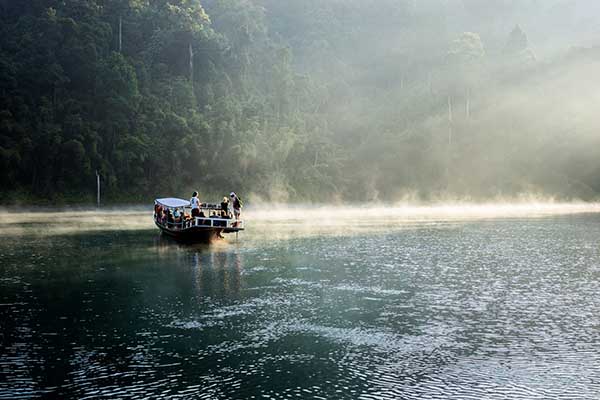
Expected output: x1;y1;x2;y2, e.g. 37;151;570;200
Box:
96;170;100;208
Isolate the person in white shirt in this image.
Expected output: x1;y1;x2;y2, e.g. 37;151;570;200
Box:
190;191;201;218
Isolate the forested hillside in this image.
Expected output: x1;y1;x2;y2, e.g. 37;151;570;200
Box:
1;0;600;204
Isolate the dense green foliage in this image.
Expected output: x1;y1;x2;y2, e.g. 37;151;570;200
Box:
1;0;600;204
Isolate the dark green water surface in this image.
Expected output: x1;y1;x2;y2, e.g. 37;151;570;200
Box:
2;211;600;399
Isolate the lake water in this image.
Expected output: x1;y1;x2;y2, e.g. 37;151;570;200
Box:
2;204;600;399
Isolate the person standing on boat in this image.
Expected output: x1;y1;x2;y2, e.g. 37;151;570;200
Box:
221;197;230;217
230;192;242;220
190;191;201;218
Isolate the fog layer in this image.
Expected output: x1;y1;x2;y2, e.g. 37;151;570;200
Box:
2;202;599;239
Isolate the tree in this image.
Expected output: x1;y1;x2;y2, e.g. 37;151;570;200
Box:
504;25;528;54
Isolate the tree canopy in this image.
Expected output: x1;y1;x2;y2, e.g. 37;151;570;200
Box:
2;0;600;204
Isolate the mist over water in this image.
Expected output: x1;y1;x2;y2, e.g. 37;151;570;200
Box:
1;202;599;238
2;206;600;398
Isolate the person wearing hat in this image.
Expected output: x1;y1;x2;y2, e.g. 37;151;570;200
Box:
229;192;242;220
190;191;201;218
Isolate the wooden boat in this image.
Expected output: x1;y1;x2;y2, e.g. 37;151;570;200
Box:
154;197;244;242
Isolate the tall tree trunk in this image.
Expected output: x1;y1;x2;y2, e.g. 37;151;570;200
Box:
118;15;122;53
465;87;471;119
189;42;194;86
446;95;453;189
447;95;453;146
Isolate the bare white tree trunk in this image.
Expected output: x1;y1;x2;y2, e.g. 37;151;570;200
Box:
448;95;453;146
189;42;194;86
466;87;471;119
96;170;101;208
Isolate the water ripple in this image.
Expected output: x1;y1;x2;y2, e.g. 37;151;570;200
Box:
2;213;600;398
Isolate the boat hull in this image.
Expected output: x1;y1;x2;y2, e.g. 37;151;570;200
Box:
155;221;224;242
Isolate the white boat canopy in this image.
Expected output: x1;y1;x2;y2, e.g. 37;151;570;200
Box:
155;198;190;208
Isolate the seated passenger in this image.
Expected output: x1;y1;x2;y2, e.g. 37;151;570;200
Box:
215;219;225;227
173;208;182;223
182;212;190;227
194;211;206;225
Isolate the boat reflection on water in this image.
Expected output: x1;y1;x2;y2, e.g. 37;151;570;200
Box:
153;233;243;299
191;247;242;299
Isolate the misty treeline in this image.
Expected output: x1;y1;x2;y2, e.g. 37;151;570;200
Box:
1;0;600;203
